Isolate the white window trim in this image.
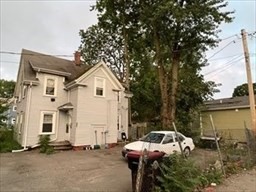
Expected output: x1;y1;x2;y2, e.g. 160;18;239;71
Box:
94;77;106;97
22;85;26;99
13;106;17;111
43;76;58;97
11;118;16;125
18;84;22;102
39;111;56;135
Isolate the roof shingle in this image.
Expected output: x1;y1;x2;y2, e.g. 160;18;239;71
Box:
21;49;91;83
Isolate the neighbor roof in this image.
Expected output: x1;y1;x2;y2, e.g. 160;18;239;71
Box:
203;95;256;111
21;49;91;83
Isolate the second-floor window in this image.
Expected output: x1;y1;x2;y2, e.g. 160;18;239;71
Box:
95;77;105;97
44;77;56;96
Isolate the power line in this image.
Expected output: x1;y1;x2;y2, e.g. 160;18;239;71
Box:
0;60;19;64
207;39;238;60
208;53;242;61
204;54;243;76
206;57;244;79
220;34;239;41
0;51;73;57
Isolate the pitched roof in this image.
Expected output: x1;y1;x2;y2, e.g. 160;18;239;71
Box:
203;95;256;111
21;49;91;83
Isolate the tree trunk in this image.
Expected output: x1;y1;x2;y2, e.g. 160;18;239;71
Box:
170;52;180;126
154;28;172;129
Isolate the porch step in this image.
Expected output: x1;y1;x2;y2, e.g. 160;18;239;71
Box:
49;141;72;150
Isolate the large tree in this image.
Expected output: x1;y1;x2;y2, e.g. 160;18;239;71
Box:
79;25;126;82
136;0;233;129
0;79;15;127
0;79;15;98
81;0;233;130
232;83;256;97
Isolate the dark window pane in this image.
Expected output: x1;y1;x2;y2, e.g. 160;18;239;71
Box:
66;124;69;133
96;88;103;96
43;123;52;132
46;79;55;95
46;87;54;95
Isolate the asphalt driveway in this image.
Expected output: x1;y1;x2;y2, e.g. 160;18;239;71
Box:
0;146;132;192
0;145;225;192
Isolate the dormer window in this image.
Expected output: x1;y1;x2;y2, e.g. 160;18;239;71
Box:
44;77;57;96
94;77;105;97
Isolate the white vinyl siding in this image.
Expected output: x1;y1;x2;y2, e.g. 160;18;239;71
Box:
44;77;57;97
18;113;23;134
94;77;105;97
40;111;56;134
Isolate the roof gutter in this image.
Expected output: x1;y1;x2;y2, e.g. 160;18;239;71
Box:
202;105;252;112
64;82;87;90
30;61;71;77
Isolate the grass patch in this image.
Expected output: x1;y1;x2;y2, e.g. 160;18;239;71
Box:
0;129;22;153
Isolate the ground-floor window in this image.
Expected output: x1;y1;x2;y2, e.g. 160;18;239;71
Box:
40;111;56;134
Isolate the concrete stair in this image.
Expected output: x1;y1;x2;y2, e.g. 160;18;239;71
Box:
49;141;72;150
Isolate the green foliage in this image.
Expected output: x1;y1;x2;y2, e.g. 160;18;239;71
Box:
232;83;256;97
201;166;223;186
38;135;54;155
0;100;9;127
79;25;126;82
220;141;253;174
81;0;233;129
156;153;223;192
0;129;22;153
0;79;15;127
131;66;161;122
0;79;15;98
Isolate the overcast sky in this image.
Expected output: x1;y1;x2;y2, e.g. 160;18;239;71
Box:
0;0;255;99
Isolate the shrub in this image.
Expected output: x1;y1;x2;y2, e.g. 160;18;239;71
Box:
38;135;54;154
0;129;22;153
156;153;223;192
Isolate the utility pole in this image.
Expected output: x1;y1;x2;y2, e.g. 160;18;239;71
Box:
241;29;256;134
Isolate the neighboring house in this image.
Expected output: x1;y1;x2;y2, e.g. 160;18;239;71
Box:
201;95;256;142
14;49;129;148
0;97;17;128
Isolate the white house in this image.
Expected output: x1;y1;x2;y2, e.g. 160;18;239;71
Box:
14;49;129;148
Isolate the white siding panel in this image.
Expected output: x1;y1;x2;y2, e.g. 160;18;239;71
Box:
24;74;68;146
69;87;78;145
73;68;119;146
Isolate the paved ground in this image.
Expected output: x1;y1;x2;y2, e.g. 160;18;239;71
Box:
216;167;256;192
1;146;255;192
0;146;131;192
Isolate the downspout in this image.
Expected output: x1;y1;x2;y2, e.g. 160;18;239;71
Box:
50;110;59;142
12;82;33;152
